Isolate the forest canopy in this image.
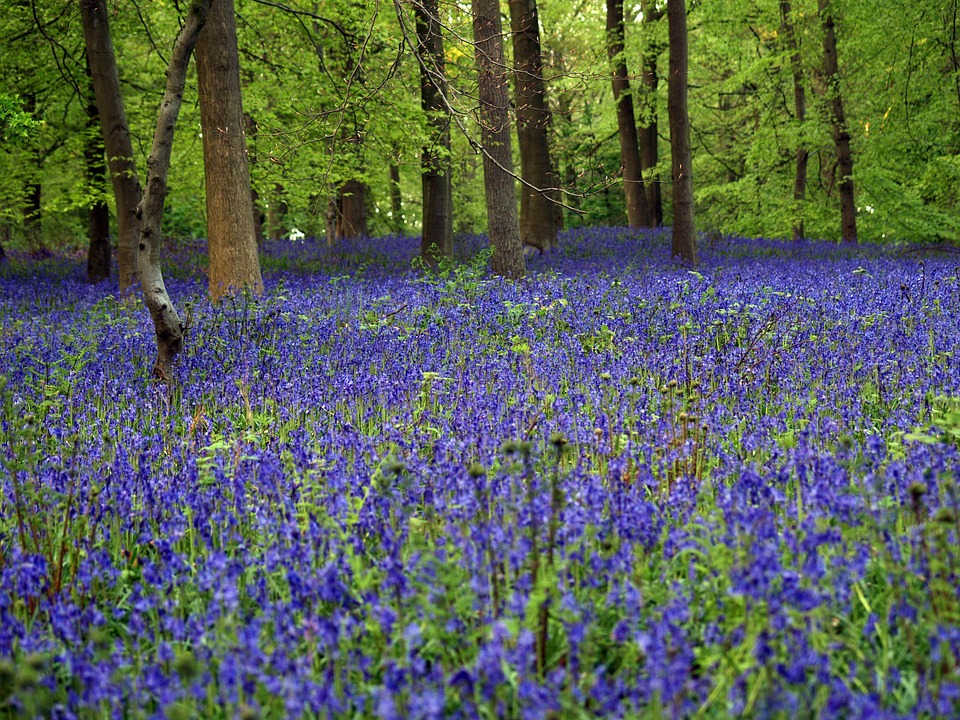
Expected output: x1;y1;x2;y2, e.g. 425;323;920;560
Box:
0;0;958;253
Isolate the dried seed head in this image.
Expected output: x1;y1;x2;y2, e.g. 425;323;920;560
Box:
549;431;569;448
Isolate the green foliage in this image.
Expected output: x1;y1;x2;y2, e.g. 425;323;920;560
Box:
0;93;37;143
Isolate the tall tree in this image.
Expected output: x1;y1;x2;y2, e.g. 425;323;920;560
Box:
80;0;141;292
818;0;856;243
413;0;454;264
20;93;45;257
83;82;111;283
138;0;212;382
780;0;808;241
336;174;368;238
606;0;652;229
196;0;264;300
473;0;525;279
509;0;558;251
667;0;696;264
388;161;404;234
639;0;664;225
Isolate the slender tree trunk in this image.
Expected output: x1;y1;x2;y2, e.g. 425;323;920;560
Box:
20;93;46;258
667;0;697;264
509;0;558;251
818;0;856;243
80;0;141;291
606;0;652;229
137;0;212;382
336;175;368;238
268;184;287;241
639;0;664;225
84;89;111;283
389;162;404;234
196;0;263;300
780;0;808;241
244;113;264;244
473;0;525;279
414;0;454;265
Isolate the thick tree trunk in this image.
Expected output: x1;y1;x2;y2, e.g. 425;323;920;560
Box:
818;0;856;243
509;0;558;251
196;0;263;300
667;0;697;264
639;0;664;226
414;0;454;265
80;0;141;292
606;0;652;229
780;0;808;241
336;176;368;238
137;0;212;383
473;0;525;279
84;91;111;283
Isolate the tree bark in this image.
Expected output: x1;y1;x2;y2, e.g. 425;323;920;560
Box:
20;93;46;258
780;0;808;241
473;0;525;279
80;0;141;292
137;0;212;383
244;113;264;244
268;184;287;241
509;0;558;251
667;0;697;264
818;0;856;243
389;162;404;234
336;175;368;238
639;0;664;225
606;0;652;229
414;0;454;265
196;0;264;300
84;88;111;283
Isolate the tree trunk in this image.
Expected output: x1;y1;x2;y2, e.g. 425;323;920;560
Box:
80;0;141;292
509;0;558;251
606;0;652;229
268;184;287;241
244;113;264;244
20;94;46;258
137;0;212;383
818;0;856;243
84;88;111;283
389;162;404;234
667;0;697;264
780;0;808;241
196;0;263;300
473;0;525;279
414;0;454;265
336;176;368;238
639;0;664;225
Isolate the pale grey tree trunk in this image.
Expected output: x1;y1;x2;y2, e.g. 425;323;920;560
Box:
137;0;212;382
